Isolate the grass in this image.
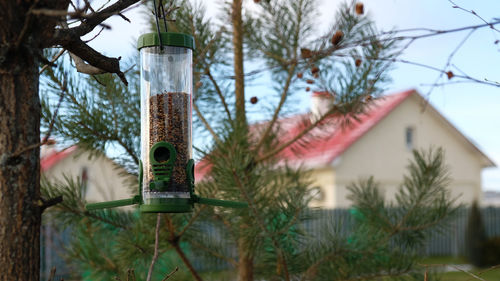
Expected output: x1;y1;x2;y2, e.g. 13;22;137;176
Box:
417;256;500;281
196;257;500;281
418;256;467;265
438;267;500;281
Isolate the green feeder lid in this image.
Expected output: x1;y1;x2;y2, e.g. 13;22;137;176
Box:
137;32;195;50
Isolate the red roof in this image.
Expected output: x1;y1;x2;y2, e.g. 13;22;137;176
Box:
40;146;77;172
194;89;414;179
277;89;414;167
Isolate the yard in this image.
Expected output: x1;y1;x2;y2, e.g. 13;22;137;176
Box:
419;256;500;281
196;257;500;281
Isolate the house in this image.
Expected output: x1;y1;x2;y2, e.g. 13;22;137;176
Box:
40;144;135;280
41;144;136;202
195;89;495;208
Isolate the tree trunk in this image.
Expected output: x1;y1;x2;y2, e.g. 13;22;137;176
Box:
0;0;67;278
231;0;246;126
237;237;254;281
0;1;43;278
0;54;41;279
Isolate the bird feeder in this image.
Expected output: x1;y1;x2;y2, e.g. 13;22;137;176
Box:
85;32;247;213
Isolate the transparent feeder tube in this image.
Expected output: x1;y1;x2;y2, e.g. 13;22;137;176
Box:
140;45;193;203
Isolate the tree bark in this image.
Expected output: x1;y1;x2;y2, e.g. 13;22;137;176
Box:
0;51;41;280
231;0;246;126
0;0;57;279
237;237;254;281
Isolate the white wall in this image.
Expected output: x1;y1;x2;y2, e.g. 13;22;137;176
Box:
43;149;136;203
332;94;485;208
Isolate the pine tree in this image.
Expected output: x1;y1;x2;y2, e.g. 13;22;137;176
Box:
41;1;457;281
465;200;487;267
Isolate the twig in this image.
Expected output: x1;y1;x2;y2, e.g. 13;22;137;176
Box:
450;265;486;281
332;53;500;88
42;90;66;144
47;267;56;281
163;215;204;281
40;195;63;212
127;268;136;281
448;0;500;33
253;63;296;154
465;264;500;281
193;102;222;145
161;267;179;281
67;0;141;37
422;29;476;101
146;214;161;281
83;26;107;43
118;13;131;23
190;240;238;267
177;205;206;238
205;69;232;122
40;49;65;74
9;139;55;159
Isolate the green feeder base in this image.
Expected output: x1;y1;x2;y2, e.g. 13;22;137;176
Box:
140;198;192;213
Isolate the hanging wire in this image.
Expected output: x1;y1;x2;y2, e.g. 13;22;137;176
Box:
152;0;163;50
158;0;168;33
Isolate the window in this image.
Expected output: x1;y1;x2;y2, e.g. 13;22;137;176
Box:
80;167;88;197
405;127;414;150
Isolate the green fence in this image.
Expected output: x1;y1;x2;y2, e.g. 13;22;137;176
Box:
40;206;500;278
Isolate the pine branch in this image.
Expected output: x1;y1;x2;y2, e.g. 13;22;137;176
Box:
253;63;297;154
255;105;335;163
163;215;204;281
177;205;206;238
190;240;238;267
231;170;291;281
193;101;222;145
205;69;232;122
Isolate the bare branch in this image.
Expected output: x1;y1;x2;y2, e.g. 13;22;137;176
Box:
83;26;106;43
448;0;500;33
69;52;106;75
40;49;65;74
40;195;63;212
61;35;127;84
146;214;161;281
69;0;141;37
422;29;476;100
161;267;179;281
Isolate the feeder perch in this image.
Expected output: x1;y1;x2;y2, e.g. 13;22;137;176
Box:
85;32;247;213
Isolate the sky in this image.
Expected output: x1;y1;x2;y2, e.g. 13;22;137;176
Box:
84;0;500;191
